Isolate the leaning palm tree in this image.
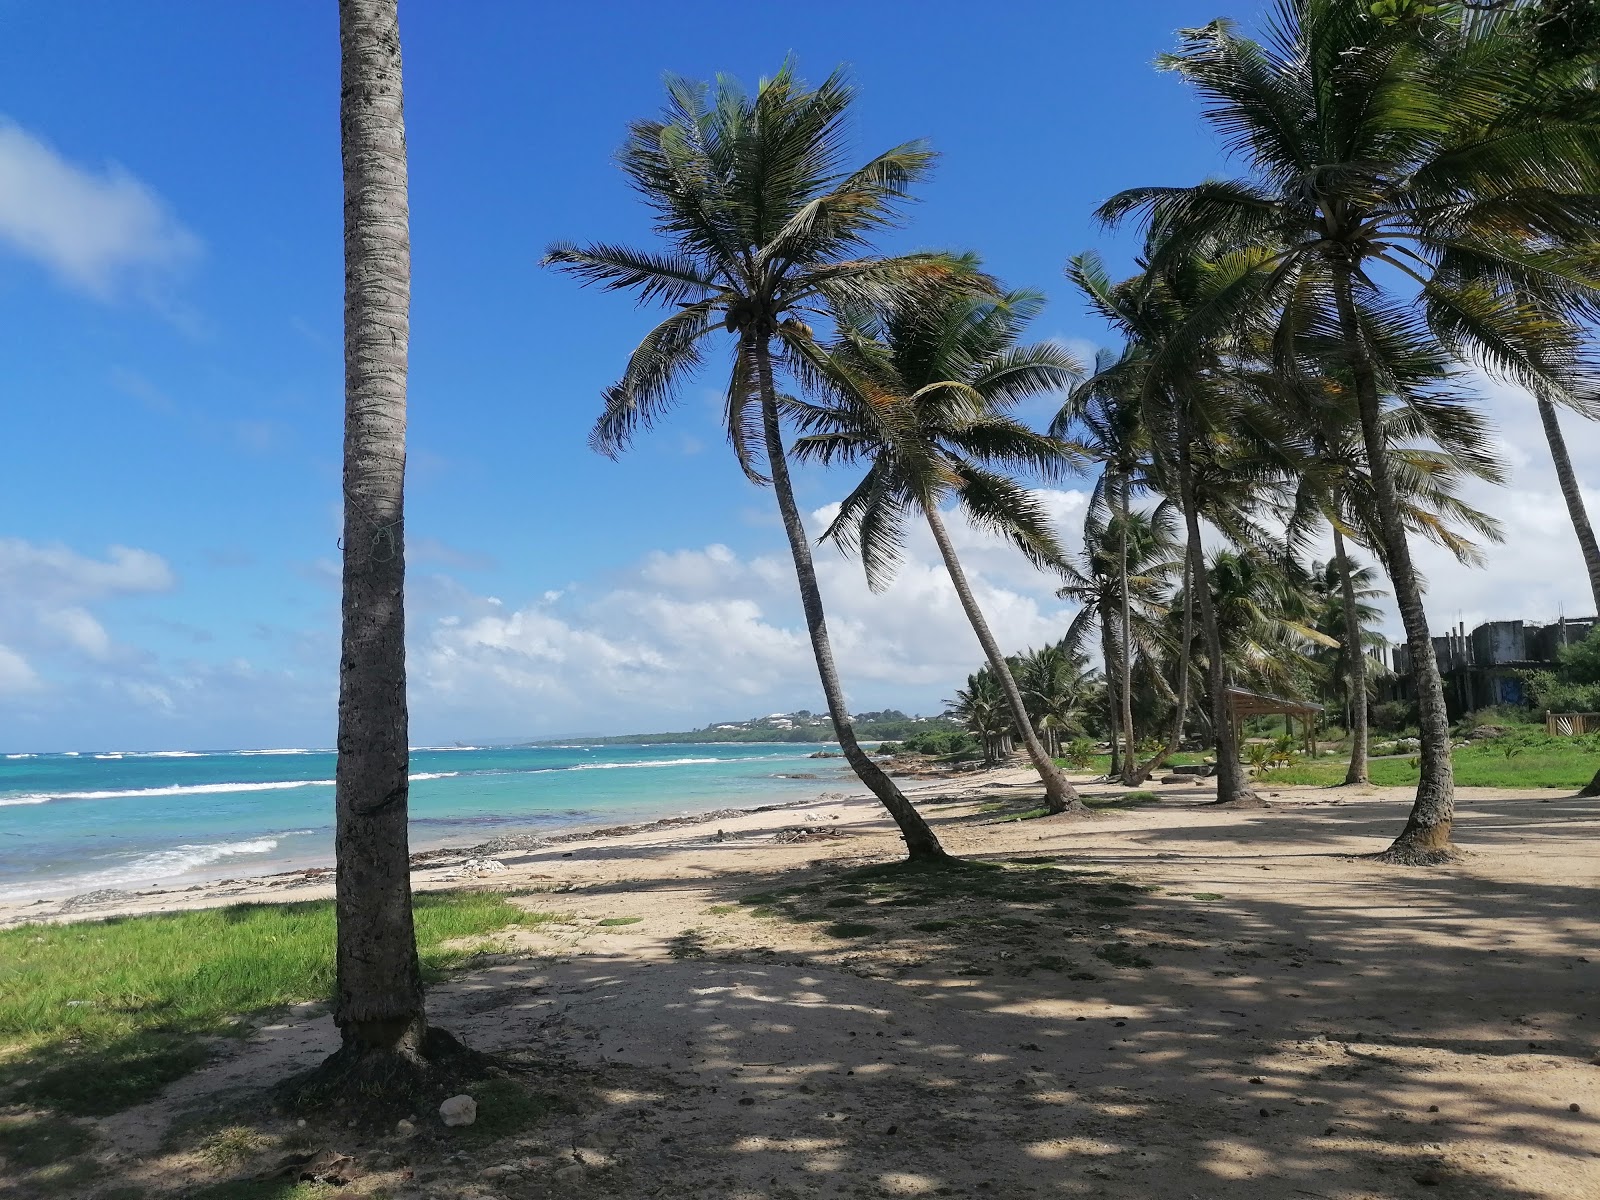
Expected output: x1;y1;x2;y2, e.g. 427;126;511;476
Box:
545;65;960;861
789;286;1089;815
1101;1;1600;860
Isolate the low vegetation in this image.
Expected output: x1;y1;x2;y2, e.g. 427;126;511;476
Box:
0;891;557;1117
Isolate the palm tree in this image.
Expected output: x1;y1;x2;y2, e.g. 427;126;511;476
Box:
312;0;434;1098
1100;2;1600;861
1306;554;1390;764
1016;640;1093;758
1459;5;1600;615
1066;253;1294;804
1055;504;1182;780
947;668;1011;765
1051;350;1155;782
1284;371;1504;785
789;286;1089;815
544;65;959;861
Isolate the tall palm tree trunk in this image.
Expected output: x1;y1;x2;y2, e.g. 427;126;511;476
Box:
1175;416;1257;805
1333;268;1455;862
1137;532;1195;780
330;0;426;1067
1100;602;1123;780
924;506;1087;815
1332;526;1370;786
753;338;948;861
1116;475;1139;784
1536;397;1600;617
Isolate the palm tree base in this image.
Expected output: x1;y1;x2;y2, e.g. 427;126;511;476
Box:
1580;770;1600;799
1211;791;1268;809
1335;776;1370;787
276;1023;493;1122
1373;832;1463;866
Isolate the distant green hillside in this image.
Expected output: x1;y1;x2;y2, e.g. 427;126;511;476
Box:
526;710;960;747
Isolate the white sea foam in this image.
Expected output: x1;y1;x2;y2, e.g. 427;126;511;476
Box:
235;748;316;756
0;795;50;807
133;750;205;758
0;833;312;900
3;778;337;806
94;753;124;760
569;757;722;771
408;771;460;782
4;753;32;760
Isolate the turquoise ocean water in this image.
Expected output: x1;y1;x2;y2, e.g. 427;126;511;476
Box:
0;744;856;900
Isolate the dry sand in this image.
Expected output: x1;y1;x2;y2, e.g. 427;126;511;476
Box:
6;769;1600;1199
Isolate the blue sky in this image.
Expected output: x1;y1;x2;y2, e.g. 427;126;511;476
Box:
1;0;1595;750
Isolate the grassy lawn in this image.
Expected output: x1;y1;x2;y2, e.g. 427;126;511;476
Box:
1261;739;1599;789
0;890;558;1117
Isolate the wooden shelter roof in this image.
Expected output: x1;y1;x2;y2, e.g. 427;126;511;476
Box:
1223;687;1324;718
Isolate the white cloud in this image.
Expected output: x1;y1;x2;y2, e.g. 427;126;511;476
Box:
0;119;199;300
407;490;1091;737
1308;377;1600;639
0;539;174;673
0;645;40;695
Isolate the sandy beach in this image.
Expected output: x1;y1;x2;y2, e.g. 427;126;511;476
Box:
11;765;1598;1199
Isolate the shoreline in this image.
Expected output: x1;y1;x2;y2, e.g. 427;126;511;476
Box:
0;773;925;927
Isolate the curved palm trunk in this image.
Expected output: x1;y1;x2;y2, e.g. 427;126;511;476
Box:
1536;397;1600;617
753;338;948;861
924;505;1087;815
1116;475;1139;784
1176;413;1257;805
1333;268;1455;862
1582;768;1600;799
1332;526;1370;786
331;0;426;1064
1137;531;1194;780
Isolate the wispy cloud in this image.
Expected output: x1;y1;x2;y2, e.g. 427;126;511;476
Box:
0;119;199;302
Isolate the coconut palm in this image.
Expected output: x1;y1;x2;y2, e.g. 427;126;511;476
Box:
1283;369;1505;784
1055;504;1182;780
1099;1;1600;860
310;0;437;1100
788;286;1089;815
1066;252;1297;803
545;65;963;861
1050;352;1157;782
947;668;1012;765
1016;640;1094;758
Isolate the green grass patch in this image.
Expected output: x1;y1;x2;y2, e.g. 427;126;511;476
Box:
1191;892;1226;901
183;1181;339;1200
596;916;643;926
992;807;1051;822
1263;739;1598;789
0;891;557;1117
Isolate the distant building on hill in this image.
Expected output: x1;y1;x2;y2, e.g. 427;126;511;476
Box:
1389;615;1598;715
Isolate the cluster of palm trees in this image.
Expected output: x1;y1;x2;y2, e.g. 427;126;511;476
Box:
548;1;1600;867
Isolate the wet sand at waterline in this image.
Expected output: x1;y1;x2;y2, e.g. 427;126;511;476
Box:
10;768;1600;1199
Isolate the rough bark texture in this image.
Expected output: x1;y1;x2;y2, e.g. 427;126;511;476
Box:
1333;526;1371;786
332;0;427;1056
1115;476;1140;785
754;339;948;862
924;506;1087;816
1100;601;1123;781
1136;533;1195;780
1333;267;1458;863
1582;767;1600;799
1536;396;1600;618
1176;416;1259;806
